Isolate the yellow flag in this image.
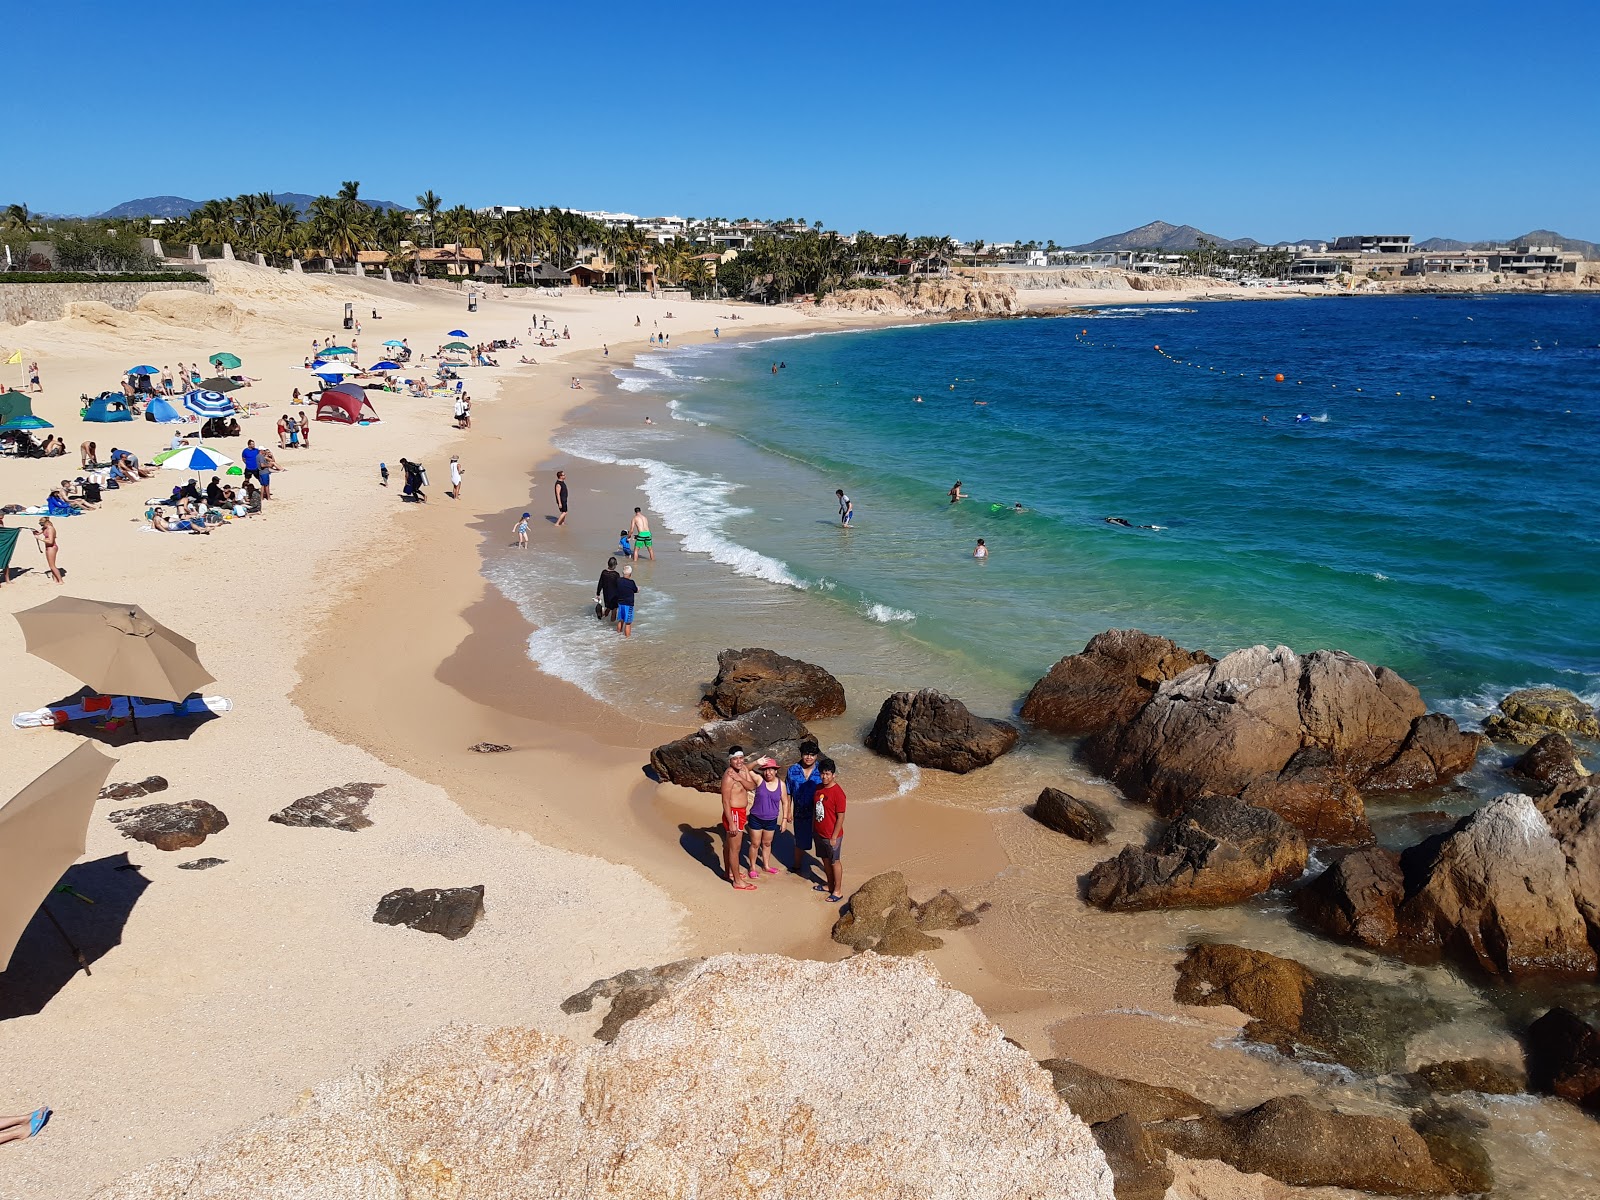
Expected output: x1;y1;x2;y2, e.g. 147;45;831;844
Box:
4;351;21;364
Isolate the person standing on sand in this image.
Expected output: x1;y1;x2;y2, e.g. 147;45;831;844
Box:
747;757;790;879
629;507;654;561
613;564;638;637
720;748;758;890
595;555;619;618
835;489;853;526
298;411;310;449
787;741;823;877
449;456;463;499
553;470;569;526
813;757;847;902
27;362;41;393
515;512;530;548
257;448;277;501
33;518;62;584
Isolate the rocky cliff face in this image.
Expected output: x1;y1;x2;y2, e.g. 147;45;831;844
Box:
818;276;1019;315
966;268;1230;292
95;954;1115;1200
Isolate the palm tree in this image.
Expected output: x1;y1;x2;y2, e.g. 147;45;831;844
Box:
5;203;34;233
415;190;442;248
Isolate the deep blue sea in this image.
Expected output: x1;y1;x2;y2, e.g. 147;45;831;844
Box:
593;294;1598;715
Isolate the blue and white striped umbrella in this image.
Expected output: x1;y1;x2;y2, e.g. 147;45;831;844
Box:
181;389;236;419
160;446;234;472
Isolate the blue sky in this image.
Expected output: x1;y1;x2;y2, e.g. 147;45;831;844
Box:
20;0;1598;243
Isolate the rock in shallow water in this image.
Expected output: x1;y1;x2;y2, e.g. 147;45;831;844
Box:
108;799;228;851
1019;629;1214;737
1294;845;1406;949
1526;1006;1600;1110
1038;1059;1213;1125
649;705;812;792
1032;786;1114;844
699;646;846;721
1483;686;1600;745
866;688;1018;773
372;885;484;940
92;954;1116;1200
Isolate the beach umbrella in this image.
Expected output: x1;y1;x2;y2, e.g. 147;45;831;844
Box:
447;329;468;338
0;742;117;972
0;414;53;430
310;361;353;375
159;445;233;472
126;365;160;376
381;339;405;348
319;345;356;358
442;341;471;351
208;352;242;370
199;376;242;393
369;360;400;371
15;597;215;706
181;390;237;420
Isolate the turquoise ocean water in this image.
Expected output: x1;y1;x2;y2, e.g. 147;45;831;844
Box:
593;294;1597;715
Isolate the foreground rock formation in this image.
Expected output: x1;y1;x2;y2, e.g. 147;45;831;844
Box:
95;955;1115;1200
699;647;846;721
831;871;982;955
1024;633;1483;845
649;705;812;792
866;688;1019;773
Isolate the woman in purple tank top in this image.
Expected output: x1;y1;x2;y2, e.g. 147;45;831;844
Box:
746;757;792;879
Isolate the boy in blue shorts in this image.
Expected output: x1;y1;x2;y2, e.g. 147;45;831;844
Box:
614;564;638;638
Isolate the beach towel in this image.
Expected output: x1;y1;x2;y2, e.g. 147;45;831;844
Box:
45;495;79;517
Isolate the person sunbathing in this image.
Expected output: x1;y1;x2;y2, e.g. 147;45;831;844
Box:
150;510;210;534
0;1108;50;1145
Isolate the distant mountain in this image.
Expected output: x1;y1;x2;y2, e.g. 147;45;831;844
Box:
1070;220;1258;252
96;193;407;218
1416;231;1597;257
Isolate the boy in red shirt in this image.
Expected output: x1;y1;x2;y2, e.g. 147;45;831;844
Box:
813;757;847;902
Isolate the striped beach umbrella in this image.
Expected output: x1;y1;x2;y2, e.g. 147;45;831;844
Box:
181;390;236;420
160;446;233;472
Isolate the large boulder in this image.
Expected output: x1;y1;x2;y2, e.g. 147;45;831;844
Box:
1397;792;1598;979
108;799;228;851
94;955;1116;1200
1084;795;1306;911
866;689;1018;774
648;705;812;793
1032;786;1114;844
1148;1095;1456;1196
1514;732;1590;791
699;647;846;722
831;871;981;956
1293;846;1406;949
1526;1006;1600;1110
1363;712;1487;792
1483;687;1600;745
1020;629;1214;737
1542;784;1600;934
372;885;485;940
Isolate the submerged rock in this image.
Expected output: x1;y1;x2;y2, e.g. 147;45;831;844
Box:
1409;1057;1527;1096
94;954;1116;1200
865;689;1018;773
1020;629;1214;737
831;871;981;956
108;799;228;851
699;647;846;722
268;782;380;832
1294;845;1406;949
1526;1006;1600;1110
1483;686;1600;745
1032;786;1114;844
1084;795;1306;911
1408;1103;1495;1196
372;885;484;940
648;705;812;793
99;775;169;802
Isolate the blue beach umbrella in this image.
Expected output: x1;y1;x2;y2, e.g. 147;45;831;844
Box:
0;415;53;431
181;390;236;420
160;445;233;472
447;329;468;338
381;339;404;347
369;360;400;371
127;365;160;375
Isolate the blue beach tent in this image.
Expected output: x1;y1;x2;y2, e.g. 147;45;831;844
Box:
144;397;185;423
84;396;134;423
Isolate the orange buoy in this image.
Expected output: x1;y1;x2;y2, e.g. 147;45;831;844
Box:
1274;373;1285;382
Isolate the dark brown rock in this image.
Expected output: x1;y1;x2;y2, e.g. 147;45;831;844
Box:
1237;750;1373;844
1526;1006;1600;1110
1294;846;1405;949
1148;1095;1455;1196
1084;795;1306;911
1019;629;1214;737
648;705;812;793
1090;1113;1171;1200
176;857;226;871
865;689;1018;774
1409;1103;1494;1196
1366;712;1486;793
560;958;704;1041
1410;1057;1526;1096
1037;1059;1213;1125
830;871;980;956
99;775;169;802
1032;787;1113;844
268;783;380;832
699;647;846;722
1542;784;1600;937
108;799;229;851
1483;687;1600;745
372;885;484;940
1515;732;1589;791
468;742;512;753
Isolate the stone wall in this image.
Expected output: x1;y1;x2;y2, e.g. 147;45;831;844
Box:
0;280;214;326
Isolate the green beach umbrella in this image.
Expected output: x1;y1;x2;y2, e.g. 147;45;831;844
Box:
442;341;472;351
208;352;241;370
319;346;356;358
0;414;52;431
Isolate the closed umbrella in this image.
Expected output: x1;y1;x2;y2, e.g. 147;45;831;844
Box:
160;446;233;472
0;742;117;972
208;352;242;370
15;597;215;705
199;377;242;393
181;390;237;420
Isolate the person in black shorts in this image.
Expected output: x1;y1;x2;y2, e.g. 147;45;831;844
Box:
553;470;569;526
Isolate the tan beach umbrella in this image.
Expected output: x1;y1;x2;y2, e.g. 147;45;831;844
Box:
0;742;116;971
15;597;215;704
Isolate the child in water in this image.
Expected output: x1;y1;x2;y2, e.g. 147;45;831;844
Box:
617;530;633;559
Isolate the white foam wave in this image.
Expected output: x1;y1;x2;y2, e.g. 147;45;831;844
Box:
483;559;615;700
864;603;916;623
891;763;921;796
1087;306;1197;316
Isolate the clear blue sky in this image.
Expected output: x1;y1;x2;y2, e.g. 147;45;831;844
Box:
20;0;1598;244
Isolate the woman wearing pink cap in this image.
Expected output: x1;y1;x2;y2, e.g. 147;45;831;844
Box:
745;756;791;879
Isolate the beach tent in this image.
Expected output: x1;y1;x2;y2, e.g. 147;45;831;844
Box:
84;396;134;423
315;390;379;423
0;390;33;425
144;397;185;424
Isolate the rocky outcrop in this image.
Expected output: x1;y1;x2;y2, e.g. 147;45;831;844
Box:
99;775;169;801
865;689;1018;774
648;705;812;792
1541;783;1600;934
1172;942;1445;1074
1019;629;1214;737
268;782;380;832
1293;845;1406;949
1032;787;1114;844
372;885;485;940
1397;792;1597;978
1483;687;1600;745
1526;1006;1600;1110
1148;1096;1458;1196
1084;795;1306;911
108;799;228;851
699;647;846;722
1074;643;1480;844
1516;732;1590;791
831;871;982;956
94;954;1116;1200
561;959;704;1041
817;277;1019;317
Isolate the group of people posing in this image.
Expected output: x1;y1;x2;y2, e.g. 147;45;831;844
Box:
719;742;846;901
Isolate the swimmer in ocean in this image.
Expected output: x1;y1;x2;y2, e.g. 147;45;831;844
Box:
1295;413;1311;423
949;480;967;504
1106;517;1160;530
1013;502;1025;512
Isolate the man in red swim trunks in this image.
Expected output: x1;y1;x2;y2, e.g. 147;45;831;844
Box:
720;747;759;890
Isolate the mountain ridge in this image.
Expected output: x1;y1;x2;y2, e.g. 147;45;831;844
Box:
94;193;407;219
